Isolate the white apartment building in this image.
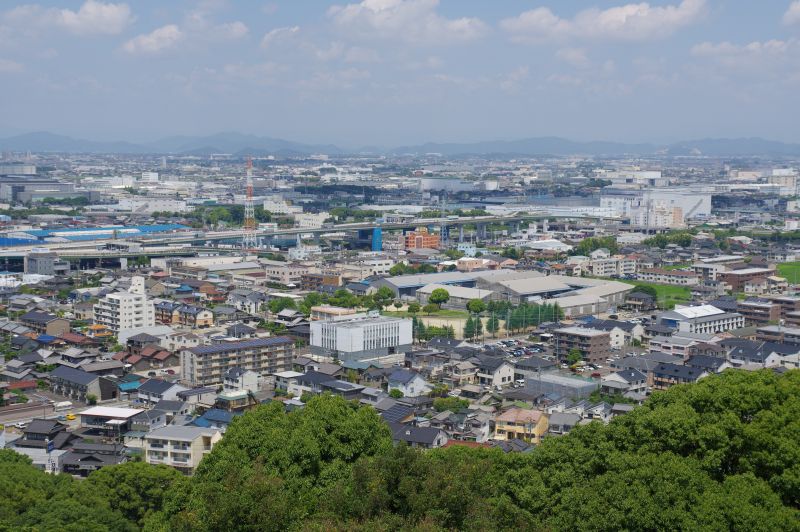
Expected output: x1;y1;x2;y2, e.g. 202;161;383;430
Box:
93;277;155;333
140;172;159;183
339;259;395;279
118;197;190;214
590;256;637;277
262;260;311;286
637;268;699;286
767;169;799;196
310;314;413;363
263;198;302;215
294;212;329;229
144;426;222;475
601;188;712;228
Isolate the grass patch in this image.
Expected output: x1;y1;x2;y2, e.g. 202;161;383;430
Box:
777;262;800;283
620;280;692;310
662;263;691;271
383;309;470;319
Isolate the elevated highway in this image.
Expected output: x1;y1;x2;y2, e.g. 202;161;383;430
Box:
0;212;623;260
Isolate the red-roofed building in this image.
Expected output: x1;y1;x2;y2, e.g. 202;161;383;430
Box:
60;332;97;346
6;380;38;392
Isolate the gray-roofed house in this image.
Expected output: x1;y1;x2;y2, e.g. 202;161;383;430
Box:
49;365;118;402
61;442;127;477
388;422;448;449
20;311;70;337
387;369;432;398
12;418;74;450
685;354;733;373
547;412;581;436
600;369;647;395
472;355;515;389
652;363;708;390
137;378;188;406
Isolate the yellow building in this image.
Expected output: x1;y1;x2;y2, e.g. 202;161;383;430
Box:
494;407;548;444
144;426;222;475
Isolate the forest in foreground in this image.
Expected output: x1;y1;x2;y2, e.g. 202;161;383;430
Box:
1;369;798;531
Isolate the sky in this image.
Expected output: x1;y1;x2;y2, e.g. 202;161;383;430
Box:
1;0;799;147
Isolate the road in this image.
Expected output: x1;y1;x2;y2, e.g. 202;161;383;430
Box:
0;402;54;424
0;398;133;426
0;212;624;257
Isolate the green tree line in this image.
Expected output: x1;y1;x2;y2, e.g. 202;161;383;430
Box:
1;371;798;530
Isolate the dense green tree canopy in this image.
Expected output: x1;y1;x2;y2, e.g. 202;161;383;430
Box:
0;371;798;531
428;288;450;306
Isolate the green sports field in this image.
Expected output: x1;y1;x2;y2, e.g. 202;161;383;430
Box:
621;280;692;310
777;262;800;284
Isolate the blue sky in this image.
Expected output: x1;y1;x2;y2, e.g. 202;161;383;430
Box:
1;0;799;147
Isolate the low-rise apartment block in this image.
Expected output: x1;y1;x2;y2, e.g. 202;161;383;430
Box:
553;326;611;365
636;268;698;286
737;298;781;326
181;336;295;386
718;267;776;292
144;426;222;475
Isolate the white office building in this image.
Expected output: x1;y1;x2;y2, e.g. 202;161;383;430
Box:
310;314;413;363
601;188;712;228
658;304;744;334
93;277;156;333
118;198;190;214
294;212;330;229
263;197;302;215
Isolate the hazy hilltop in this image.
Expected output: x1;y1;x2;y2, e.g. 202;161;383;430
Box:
2;131;800;157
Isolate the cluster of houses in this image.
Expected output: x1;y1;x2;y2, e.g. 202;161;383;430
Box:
1;231;800;477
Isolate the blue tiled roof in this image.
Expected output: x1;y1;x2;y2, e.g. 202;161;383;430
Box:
201;408;238;424
119;381;142;392
191;417;212;427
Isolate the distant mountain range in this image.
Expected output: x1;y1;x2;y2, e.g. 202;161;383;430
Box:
0;131;343;157
1;131;800;157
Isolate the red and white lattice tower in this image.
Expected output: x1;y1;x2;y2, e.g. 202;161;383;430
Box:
242;157;258;249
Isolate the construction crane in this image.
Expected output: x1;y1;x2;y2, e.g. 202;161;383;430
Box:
242;157;258;250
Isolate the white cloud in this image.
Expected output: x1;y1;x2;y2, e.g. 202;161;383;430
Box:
784;1;800;25
328;0;486;45
0;58;22;72
556;47;590;68
501;0;706;43
296;67;371;91
499;66;530;92
182;2;248;41
311;42;380;63
216;21;248;40
691;38;799;72
692;39;795;60
260;26;300;49
54;0;132;35
123;25;183;54
5;0;133;36
344;46;380;63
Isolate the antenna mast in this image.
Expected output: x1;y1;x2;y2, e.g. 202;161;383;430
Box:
242;157;258;249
